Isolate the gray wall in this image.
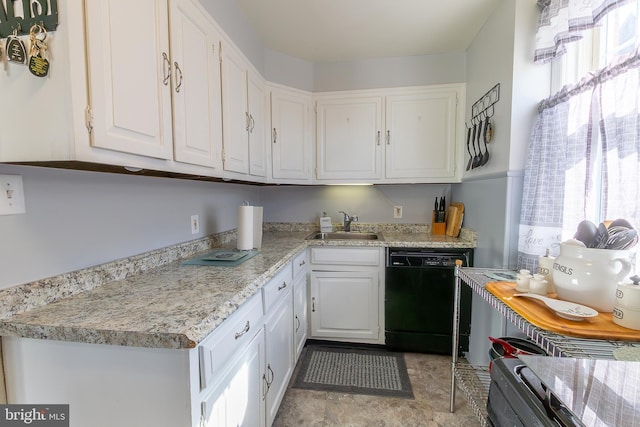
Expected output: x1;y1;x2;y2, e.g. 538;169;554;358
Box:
312;53;466;92
261;184;451;225
0;164;259;290
198;0;265;74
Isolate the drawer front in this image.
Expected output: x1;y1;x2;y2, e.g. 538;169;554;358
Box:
310;247;381;266
263;262;293;315
199;293;263;390
292;250;307;281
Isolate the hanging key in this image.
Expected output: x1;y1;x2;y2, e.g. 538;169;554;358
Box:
7;28;27;65
28;24;49;77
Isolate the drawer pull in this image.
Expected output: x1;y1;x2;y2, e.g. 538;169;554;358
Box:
278;281;287;291
234;321;250;340
262;373;269;400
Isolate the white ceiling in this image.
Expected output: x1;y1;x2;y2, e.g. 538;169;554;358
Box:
235;0;501;63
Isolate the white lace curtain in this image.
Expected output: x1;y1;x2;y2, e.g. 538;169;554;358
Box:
517;50;640;271
535;0;632;63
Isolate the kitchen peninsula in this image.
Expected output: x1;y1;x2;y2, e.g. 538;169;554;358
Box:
0;224;476;427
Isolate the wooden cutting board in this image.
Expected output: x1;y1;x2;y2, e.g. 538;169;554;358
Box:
486;281;640;341
445;202;464;237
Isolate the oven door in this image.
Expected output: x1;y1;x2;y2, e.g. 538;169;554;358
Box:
488;358;584;427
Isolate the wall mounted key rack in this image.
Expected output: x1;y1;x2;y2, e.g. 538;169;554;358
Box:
0;0;58;38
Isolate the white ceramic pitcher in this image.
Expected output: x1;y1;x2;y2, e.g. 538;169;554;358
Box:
552;243;632;312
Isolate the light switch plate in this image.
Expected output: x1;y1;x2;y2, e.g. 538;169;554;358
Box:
0;175;26;215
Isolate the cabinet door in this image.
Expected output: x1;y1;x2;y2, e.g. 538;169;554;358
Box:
264;291;294;427
385;89;458;179
248;71;267;177
316;96;383;181
270;88;312;182
221;45;249;174
201;329;265;427
169;0;223;170
85;0;173;159
293;275;308;363
309;271;379;341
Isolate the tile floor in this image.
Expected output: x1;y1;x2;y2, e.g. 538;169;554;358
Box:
273;349;483;427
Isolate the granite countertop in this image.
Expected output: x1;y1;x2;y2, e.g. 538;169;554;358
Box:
0;227;476;350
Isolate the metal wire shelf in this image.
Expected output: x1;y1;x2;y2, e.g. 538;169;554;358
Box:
452;360;490;426
450;266;640;426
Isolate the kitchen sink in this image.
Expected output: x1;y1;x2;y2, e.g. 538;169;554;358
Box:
305;231;381;240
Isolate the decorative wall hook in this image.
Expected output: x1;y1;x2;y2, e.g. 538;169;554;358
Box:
0;0;59;38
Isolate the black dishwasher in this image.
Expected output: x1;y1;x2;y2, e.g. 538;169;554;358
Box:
385;248;473;355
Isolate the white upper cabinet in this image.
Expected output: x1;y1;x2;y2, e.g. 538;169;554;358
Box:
314;84;464;184
315;94;384;182
269;85;313;183
247;71;268;178
85;0;224;170
169;0;224;170
220;44;266;178
85;0;173;160
385;87;459;180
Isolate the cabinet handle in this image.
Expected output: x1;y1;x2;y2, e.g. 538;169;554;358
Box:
299;260;306;267
311;297;315;312
245;112;251;131
386;130;391;145
249;114;255;132
278;281;287;291
266;363;274;388
234;320;250;339
377;130;381;146
174;62;183;93
295;315;300;332
162;52;171;86
262;373;269;400
272;128;277;144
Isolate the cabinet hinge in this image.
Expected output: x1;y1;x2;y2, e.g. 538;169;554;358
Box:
85;106;93;134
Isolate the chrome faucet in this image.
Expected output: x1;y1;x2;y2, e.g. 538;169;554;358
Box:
338;211;358;232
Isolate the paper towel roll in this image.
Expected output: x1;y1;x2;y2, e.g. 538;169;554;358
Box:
237;205;263;250
253;206;263;249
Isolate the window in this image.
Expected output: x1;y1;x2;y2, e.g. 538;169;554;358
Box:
517;1;640;270
552;1;640;91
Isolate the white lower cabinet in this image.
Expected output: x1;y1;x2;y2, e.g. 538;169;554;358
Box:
292;250;309;362
1;255;309;427
308;247;384;344
201;328;265;427
264;290;294;426
198;292;265;427
262;262;294;427
293;278;308;362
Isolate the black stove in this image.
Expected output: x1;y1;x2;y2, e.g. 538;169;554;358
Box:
487;357;585;427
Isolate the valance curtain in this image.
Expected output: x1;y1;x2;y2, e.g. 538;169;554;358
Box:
517;50;640;271
535;0;631;63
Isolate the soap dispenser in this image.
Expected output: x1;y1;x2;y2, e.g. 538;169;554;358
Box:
319;211;332;232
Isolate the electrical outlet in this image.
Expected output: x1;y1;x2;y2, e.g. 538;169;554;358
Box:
393;206;403;219
0;175;26;215
190;214;200;234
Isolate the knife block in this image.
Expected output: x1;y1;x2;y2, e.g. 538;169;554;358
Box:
431;210;446;235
